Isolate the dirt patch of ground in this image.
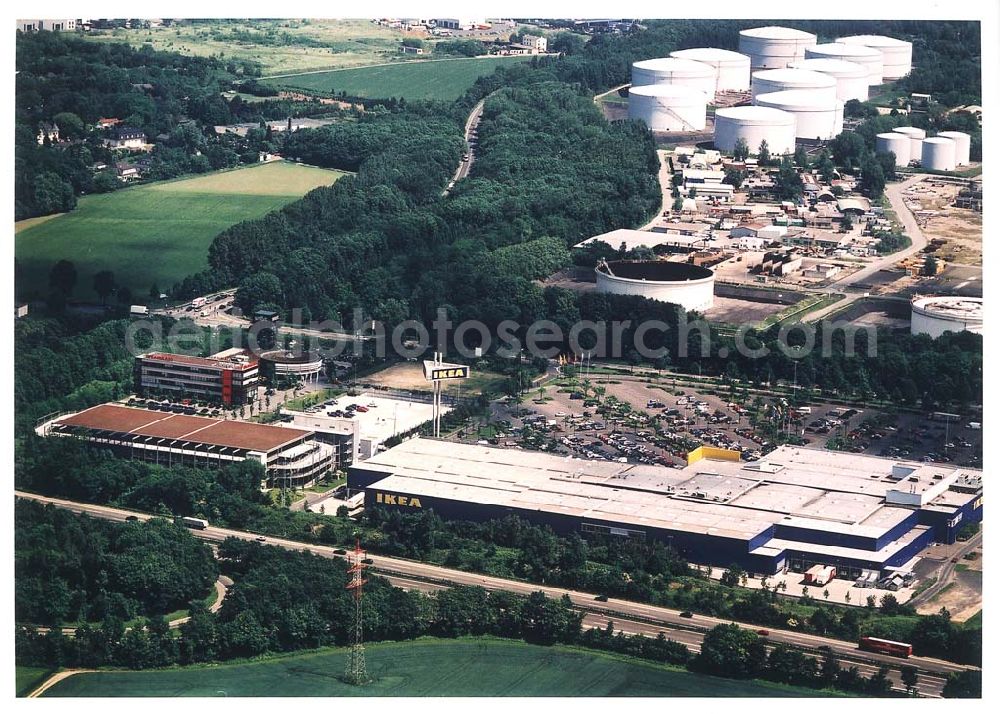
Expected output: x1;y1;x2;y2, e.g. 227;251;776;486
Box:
917;568;982;622
538;267;597;293
850;311;910;329
905;181;982;266
702;296;785;324
364;362;507;396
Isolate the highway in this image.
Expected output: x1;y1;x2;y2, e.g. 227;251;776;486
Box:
17;491;972;697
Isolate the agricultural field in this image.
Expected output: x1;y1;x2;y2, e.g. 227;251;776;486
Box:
265;56;534;101
15;161;345;300
80;19;428;75
40;638;826;697
80;20;538;77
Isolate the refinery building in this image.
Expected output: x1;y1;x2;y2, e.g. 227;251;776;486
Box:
349;439;982;578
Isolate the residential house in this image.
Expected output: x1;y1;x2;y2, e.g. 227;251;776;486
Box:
519;34;547;53
115;161;141;182
17;18;76;32
36;122;59;145
106;127;147;150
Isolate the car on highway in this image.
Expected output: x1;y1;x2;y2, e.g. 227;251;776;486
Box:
756;629;770;636
679;611;693;618
255;536;267;542
333;548;347;555
125;515;138;522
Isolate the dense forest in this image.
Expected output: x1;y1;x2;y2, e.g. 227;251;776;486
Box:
190;78;661;328
15;501;217;625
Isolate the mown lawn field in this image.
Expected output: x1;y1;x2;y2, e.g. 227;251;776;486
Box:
15;666;53;697
41;638;834;697
265;56;533;101
15;162;345;300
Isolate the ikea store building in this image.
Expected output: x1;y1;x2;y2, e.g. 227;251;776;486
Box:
349;438;982;578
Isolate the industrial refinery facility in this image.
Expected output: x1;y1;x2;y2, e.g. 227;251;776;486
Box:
911;296;984;338
595;259;715;312
630;57;718;96
628;84;707;131
349;438;983;579
738;26;817;70
714;105;797;155
668;47;751;91
805;42;884;85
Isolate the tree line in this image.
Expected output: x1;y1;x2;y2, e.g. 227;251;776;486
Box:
15;501;217;626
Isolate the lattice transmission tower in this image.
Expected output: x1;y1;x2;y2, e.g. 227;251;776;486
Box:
344;536;370;685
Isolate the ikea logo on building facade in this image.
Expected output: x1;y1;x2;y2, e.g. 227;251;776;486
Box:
375;492;422;508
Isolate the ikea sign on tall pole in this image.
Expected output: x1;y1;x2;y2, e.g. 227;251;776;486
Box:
423;354;470;437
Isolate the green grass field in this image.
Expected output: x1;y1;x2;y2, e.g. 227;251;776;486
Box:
40;638;832;697
265;56;533;101
15;667;53;698
15;162;345;300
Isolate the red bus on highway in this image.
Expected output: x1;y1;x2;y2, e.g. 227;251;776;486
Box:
859;636;912;658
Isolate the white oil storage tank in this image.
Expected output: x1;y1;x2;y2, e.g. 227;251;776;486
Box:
789;58;869;101
669;48;752;91
751;68;837;102
631;58;717;97
875;132;912;167
921;137;957;171
937;131;971;166
836;35;913;80
739;26;817;70
754;90;844;140
892;126;926;157
911;296;983;338
628;84;707;131
804;43;884;85
595;260;714;312
714;105;797;156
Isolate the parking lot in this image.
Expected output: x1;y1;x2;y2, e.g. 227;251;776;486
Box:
464;375;768;466
460;369;982;470
124;396;227;418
